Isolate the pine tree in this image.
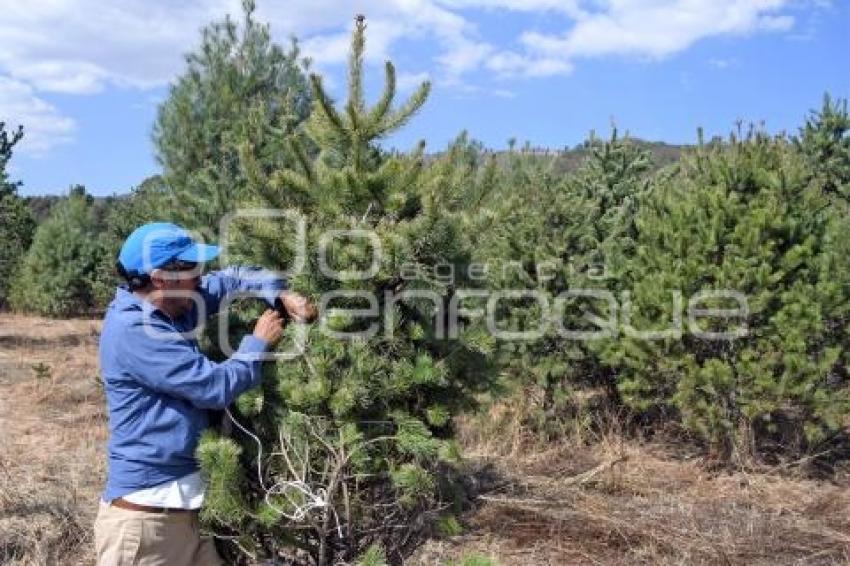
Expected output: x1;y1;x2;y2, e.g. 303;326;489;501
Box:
796;94;850;204
197;16;496;564
94;176;172;307
0;123;35;308
472;131;653;436
420;131;503;248
10;187;111;317
153;0;311;240
571;132;656;405
611;126;850;462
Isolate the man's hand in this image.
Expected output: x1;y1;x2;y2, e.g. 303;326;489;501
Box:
279;292;318;323
253;309;284;345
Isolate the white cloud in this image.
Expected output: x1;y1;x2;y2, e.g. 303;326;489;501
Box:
434;0;586;18
439;0;798;79
0;0;802;92
0;1;238;93
10;60;110;94
758;14;795;31
492;89;516;98
397;72;431;92
485;51;573;77
437;38;495;78
0;76;75;155
0;0;809;156
302;32;357;67
301;16;423;68
709;58;738;69
521;0;795;62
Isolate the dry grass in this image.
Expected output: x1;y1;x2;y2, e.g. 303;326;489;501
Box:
2;313;849;565
0;313;105;565
410;396;850;565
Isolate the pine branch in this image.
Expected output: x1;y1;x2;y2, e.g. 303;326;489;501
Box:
380;82;431;135
310;74;346;134
366;62;397;138
348;15;367;117
289;137;317;184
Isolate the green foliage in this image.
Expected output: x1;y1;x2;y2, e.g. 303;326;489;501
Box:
796;93;850;204
196;430;249;525
453;556;498;566
101;177;170;243
0;122;24;197
153;0;311;239
10;188;112;317
390;463;437;508
12;177;169;313
461;104;850;463
435;514;463;537
610;126;850;459
356;544;387;566
0;123;36;308
93;176;172;305
198;16;495;564
30;362;52;382
473;130;654;435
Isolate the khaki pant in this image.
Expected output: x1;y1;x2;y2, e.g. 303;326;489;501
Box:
94;501;223;565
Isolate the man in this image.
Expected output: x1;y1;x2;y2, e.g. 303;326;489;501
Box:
95;222;316;565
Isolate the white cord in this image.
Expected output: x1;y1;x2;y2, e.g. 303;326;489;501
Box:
225;407;343;538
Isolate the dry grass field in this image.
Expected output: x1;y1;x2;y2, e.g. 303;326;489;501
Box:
0;314;104;565
1;312;849;565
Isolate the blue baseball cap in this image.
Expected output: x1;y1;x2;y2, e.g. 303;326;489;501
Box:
118;222;220;276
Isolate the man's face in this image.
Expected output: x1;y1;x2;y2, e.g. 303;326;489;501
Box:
151;262;202;317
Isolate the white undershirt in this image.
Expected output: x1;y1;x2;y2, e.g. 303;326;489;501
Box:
119;470;206;509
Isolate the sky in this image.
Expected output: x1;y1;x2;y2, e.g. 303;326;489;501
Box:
0;0;848;197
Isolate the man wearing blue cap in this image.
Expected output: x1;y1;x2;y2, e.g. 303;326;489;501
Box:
94;222;316;565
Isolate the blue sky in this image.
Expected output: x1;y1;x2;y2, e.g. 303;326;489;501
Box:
1;0;847;197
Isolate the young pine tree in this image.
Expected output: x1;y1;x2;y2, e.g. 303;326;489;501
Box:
10;187;111;317
93;176;172;307
153;0;311;240
0;123;35;308
796;94;850;204
197;17;496;564
472;131;654;437
611;126;850;462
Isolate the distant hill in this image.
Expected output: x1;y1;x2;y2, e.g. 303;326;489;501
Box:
493;138;687;175
421;137;687;176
